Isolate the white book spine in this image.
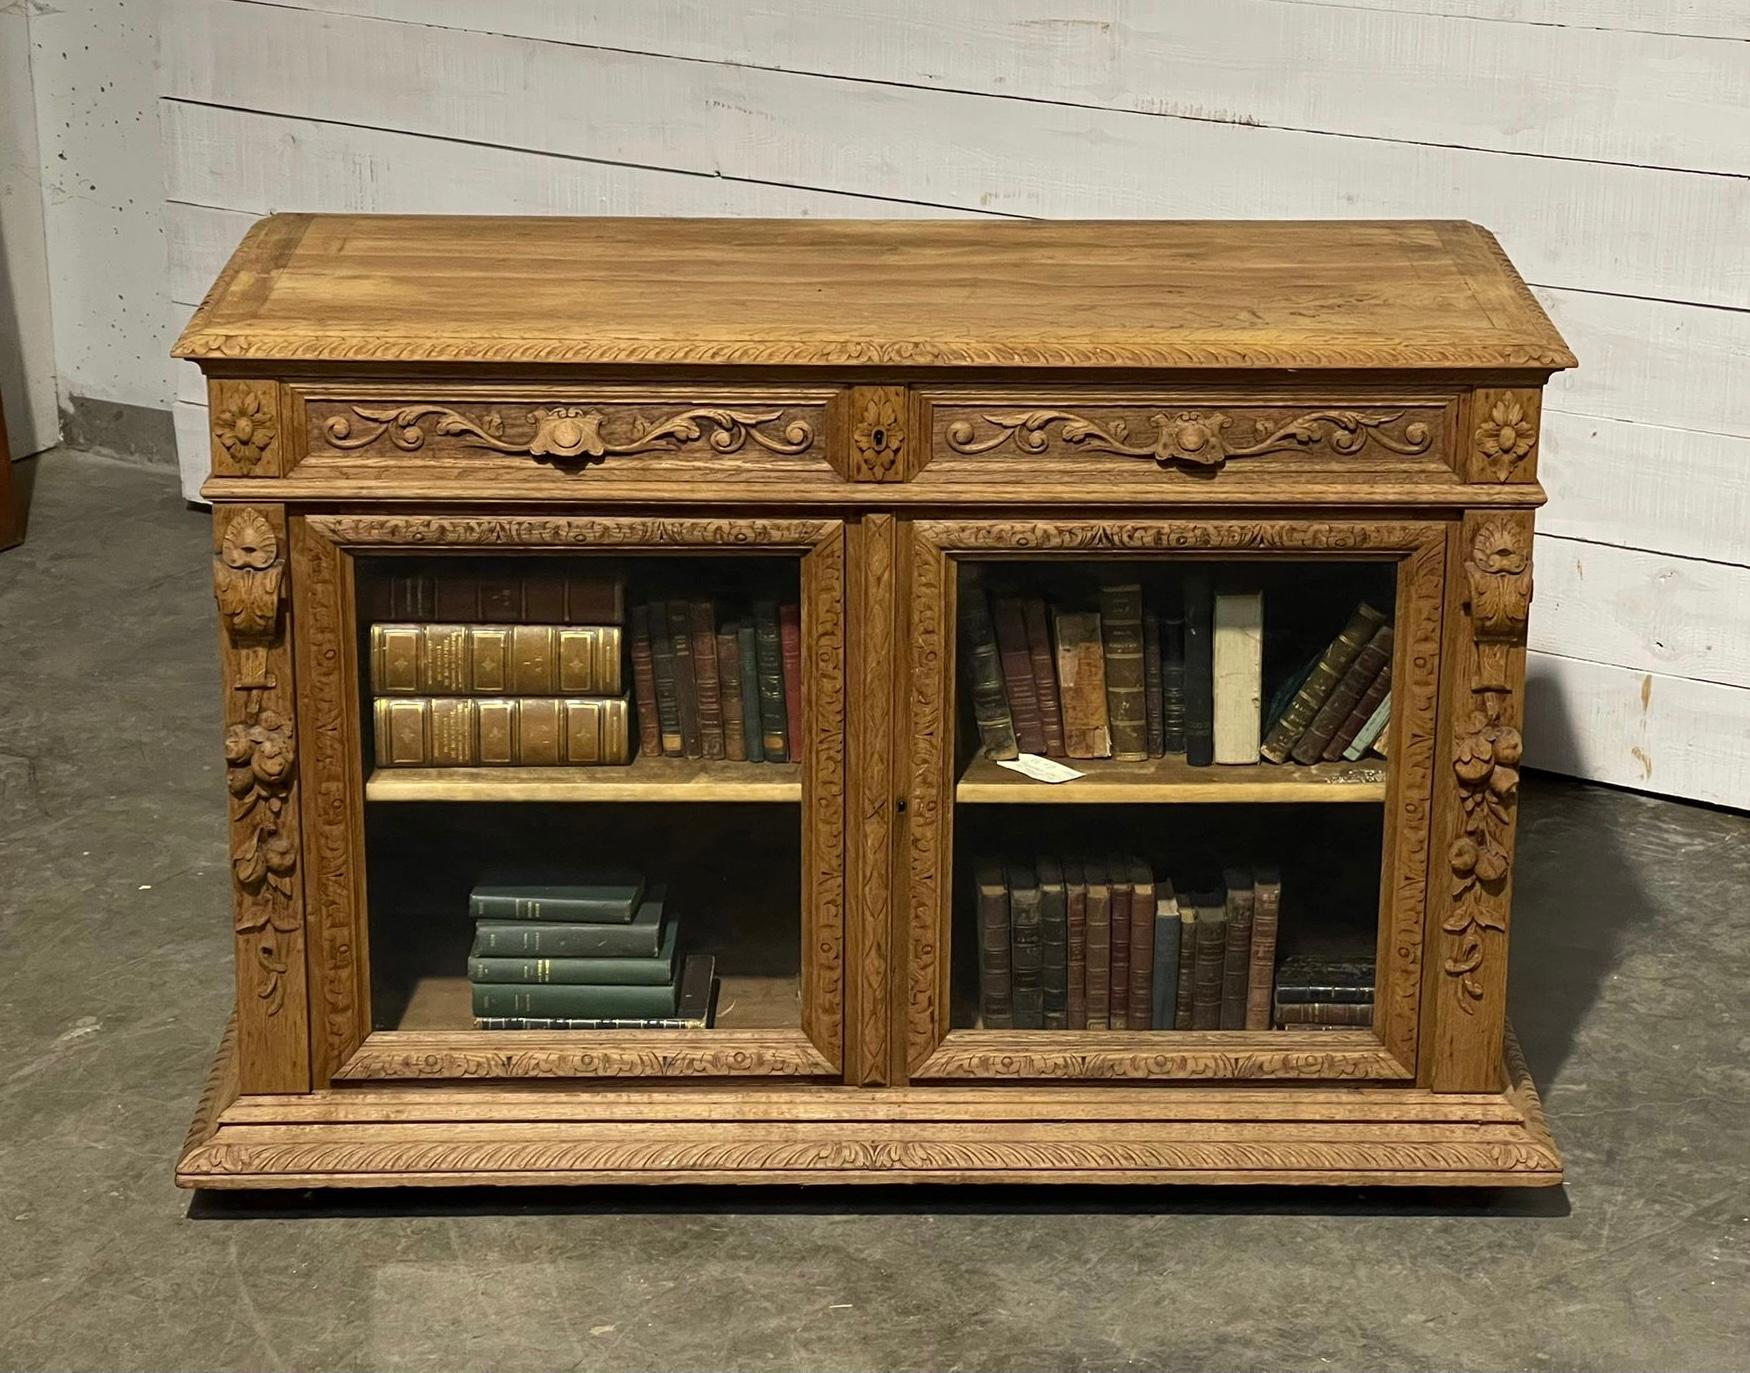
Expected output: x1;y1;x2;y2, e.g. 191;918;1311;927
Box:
1211;592;1264;764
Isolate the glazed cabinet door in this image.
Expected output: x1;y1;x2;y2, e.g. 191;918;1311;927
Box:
279;511;846;1085
901;516;1448;1083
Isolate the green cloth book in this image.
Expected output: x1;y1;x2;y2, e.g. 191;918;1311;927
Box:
468;869;645;923
475;955;715;1029
469;920;679;985
472;889;666;957
471;974;682;1019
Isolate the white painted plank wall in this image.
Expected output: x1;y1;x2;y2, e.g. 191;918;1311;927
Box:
155;0;1750;806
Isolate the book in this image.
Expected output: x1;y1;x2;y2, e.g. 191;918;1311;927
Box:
974;861;1013;1029
1063;857;1088;1030
472;974;682;1019
368;568;624;625
735;621;765;763
1218;869;1255;1030
469;920;680;984
1023;598;1067;758
1344;693;1392;760
1037;856;1069;1029
629;605;662;758
993;597;1048;756
470;870;645;923
960;588;1020;760
1052;608;1112;759
1008;860;1044;1030
754;601;789;762
1143;611;1165;758
1245;867;1282;1031
472;889;667;957
1274;955;1377;1004
1261;602;1389;763
1161;611;1187;754
1151;880;1180;1031
1100;585;1149;762
717;621;749;762
475;954;713;1030
779;602;804;763
1127;859;1156;1030
1211;591;1264;764
373;695;632;766
1191;892;1228;1029
1083;858;1112;1029
690;600;726;760
1293;623;1394;764
1274;1000;1375;1028
648;600;684;756
1182;570;1215;767
1324;659;1392;762
370;623;623;698
1263;652;1317;739
1173;899;1197;1030
666;600;703;759
1106;857;1133;1030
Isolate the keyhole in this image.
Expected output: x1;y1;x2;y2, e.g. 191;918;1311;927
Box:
870;427;886;448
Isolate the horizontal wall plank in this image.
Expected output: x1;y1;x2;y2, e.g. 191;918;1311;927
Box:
260;0;1750;174
1524;653;1749;808
1269;0;1748;42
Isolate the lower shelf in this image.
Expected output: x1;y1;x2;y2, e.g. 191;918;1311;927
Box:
393;971;800;1031
179;1018;1562;1189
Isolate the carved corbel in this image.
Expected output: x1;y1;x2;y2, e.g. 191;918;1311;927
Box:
213;507;285;705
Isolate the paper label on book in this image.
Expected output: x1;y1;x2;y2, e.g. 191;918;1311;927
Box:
995;754;1086;784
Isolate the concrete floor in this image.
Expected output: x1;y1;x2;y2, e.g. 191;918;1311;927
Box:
2;447;1747;1372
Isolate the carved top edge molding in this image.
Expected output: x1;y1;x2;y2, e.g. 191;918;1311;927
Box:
306;514;839;551
914;519;1444;555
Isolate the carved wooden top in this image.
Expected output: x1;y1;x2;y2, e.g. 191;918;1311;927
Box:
174;216;1574;374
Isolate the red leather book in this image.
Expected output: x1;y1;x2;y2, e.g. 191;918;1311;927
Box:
992;597;1047;755
628;603;662;758
1023;598;1067;758
778;602;803;763
689;599;725;761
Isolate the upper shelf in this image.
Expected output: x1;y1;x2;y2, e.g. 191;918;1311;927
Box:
366;756;802;803
955;754;1386;804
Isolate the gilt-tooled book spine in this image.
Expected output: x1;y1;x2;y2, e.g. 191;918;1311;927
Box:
960;589;1020;761
1062;857;1088;1030
778;603;804;764
1083;858;1111;1029
1327;662;1392;762
1052;608;1111;759
1212;591;1264;764
370;624;623;697
371;570;625;626
1161;611;1187;754
1008;861;1045;1031
992;597;1047;756
1293;623;1394;765
1182;571;1215;767
735;622;765;763
629;605;662;758
1023;598;1067;758
666;600;703;759
975;860;1013;1029
1260;602;1388;763
754;601;789;762
1344;693;1392;760
472;975;681;1020
1191;892;1228;1030
1152;882;1181;1032
1105;857;1132;1031
690;599;726;761
469;873;646;923
1174;900;1197;1030
1245;866;1282;1031
1037;855;1068;1029
1126;859;1156;1030
1219;868;1255;1030
648;600;684;756
373;695;631;766
717;623;749;762
471;891;666;957
1100;584;1149;762
475;954;713;1030
1143;611;1165;758
1274;1000;1375;1028
1274;955;1377;1004
469;921;679;985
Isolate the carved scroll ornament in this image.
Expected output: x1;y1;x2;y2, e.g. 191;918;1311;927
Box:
944;408;1433;471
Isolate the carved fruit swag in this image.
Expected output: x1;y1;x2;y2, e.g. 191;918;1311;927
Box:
213;392;277;470
225;710;299;1013
1444;711;1523;1010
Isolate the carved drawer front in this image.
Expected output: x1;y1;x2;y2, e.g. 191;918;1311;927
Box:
918;392;1459;489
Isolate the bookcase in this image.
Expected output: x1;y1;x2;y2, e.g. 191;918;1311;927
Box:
176;216;1570;1188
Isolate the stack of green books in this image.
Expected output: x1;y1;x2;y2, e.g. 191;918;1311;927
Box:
467;870;714;1029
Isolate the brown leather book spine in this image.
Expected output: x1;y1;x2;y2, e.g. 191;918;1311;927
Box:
1245;866;1282;1031
754;601;788;762
1143;611;1165;758
778;602;804;762
975;861;1013;1029
369;624;622;696
421;570;624;624
1023;598;1066;758
959;588;1019;761
1275;1000;1375;1027
1161;612;1187;754
717;624;749;762
666;600;702;758
1174;902;1197;1030
1322;656;1393;761
1052;609;1111;759
1083;859;1111;1029
649;599;684;756
1191;894;1228;1030
629;605;662;758
1127;859;1156;1030
1007;862;1044;1031
1106;857;1132;1030
1062;857;1088;1030
1293;623;1394;764
992;597;1047;755
1037;855;1068;1029
1219;869;1255;1029
1260;601;1388;763
1100;584;1149;761
369;571;436;621
690;599;726;760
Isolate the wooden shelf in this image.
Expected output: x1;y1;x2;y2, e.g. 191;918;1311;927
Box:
955;754;1387;804
394;972;800;1032
366;756;803;803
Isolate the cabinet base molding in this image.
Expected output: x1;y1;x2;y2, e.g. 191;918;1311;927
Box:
179;1017;1560;1189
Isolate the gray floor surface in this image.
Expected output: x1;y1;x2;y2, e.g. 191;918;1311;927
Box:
2;449;1746;1372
